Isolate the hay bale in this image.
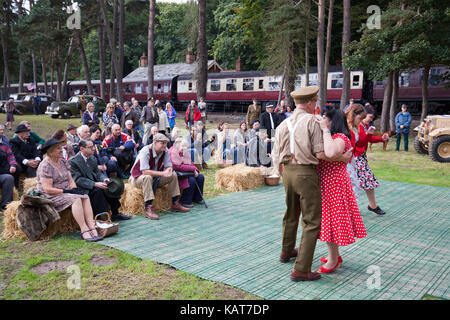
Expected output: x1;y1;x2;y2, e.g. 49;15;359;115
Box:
215;163;265;192
23;177;38;194
1;200;79;241
119;183;172;215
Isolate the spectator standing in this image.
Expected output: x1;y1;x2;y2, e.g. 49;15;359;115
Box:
165;102;177;132
120;101;140;129
395;104;412;152
141;98;160;145
157;103;170;134
198;97;207;122
246;98;261;129
5;98;16;131
185;100;201;129
32;92;42;115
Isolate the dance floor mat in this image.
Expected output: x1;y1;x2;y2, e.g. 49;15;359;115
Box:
99;180;450;300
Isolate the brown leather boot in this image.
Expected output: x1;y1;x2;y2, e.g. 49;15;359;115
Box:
202;162;208;170
171;200;190;212
145;205;159;220
290;269;321;282
195;164;202;171
280;248;298;263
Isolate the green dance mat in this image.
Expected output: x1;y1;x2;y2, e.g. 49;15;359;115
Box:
100;180;450;300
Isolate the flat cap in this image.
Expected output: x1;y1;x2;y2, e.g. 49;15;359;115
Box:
153;133;170;143
290;86;319;104
67;124;77;131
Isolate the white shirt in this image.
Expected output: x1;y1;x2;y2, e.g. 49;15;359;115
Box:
269;113;274;129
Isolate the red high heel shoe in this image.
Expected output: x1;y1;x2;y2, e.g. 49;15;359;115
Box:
320;256;343;265
317;260;340;274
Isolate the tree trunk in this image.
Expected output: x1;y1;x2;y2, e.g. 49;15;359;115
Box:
116;0;125;102
340;0;351;109
380;72;393;132
99;0;121;102
1;29;10;90
31;51;37;89
62;38;74;100
323;0;334;104
110;0;118;100
147;0;156;98
317;0;326;108
75;32;93;95
41;60;48;95
50;66;54;98
196;0;208;100
56;65;62;102
304;0;310;86
19;56;24;92
98;14;106;100
421;65;430;122
278;62;287;107
389;70;399;132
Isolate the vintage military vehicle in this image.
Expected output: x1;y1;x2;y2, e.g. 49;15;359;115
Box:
414;115;450;162
45;95;105;119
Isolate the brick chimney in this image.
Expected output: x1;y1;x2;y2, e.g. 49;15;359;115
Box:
235;56;241;72
139;52;148;67
186;50;195;64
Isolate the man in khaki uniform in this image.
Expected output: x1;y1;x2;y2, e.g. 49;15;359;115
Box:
246;98;261;128
272;86;351;281
129;133;190;220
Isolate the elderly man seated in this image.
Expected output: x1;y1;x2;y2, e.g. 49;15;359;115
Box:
10;124;42;188
73;125;91;154
13;120;45;150
129;133;189;220
69;139;131;221
0;129;16;210
102;124;135;178
145;125;160;146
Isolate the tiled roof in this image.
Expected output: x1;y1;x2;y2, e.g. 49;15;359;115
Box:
124;60;215;80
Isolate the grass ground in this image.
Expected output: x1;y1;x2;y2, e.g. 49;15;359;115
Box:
0;113;448;300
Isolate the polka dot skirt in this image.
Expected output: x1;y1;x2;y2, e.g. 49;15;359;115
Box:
317;133;367;246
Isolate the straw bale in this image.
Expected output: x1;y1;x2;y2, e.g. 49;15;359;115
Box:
119;183;172;215
23;177;38;194
1;200;78;241
215;164;265;192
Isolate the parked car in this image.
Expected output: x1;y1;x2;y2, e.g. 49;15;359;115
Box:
45;95;106;119
0;93;54;114
414;115;450;162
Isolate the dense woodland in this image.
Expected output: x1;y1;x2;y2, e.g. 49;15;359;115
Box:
0;0;449;127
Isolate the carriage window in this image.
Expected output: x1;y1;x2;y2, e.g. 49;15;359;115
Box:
352;75;360;87
125;84;132;94
375;80;384;86
399;73;409;87
295;75;302;90
268;76;281;90
429;69;441;86
259;79;264;89
179;81;186;92
210;80;221;91
331;73;343;88
74;89;80;95
243;78;254;91
226;79;237;91
135;83;143;94
164;82;169;93
309;74;318;86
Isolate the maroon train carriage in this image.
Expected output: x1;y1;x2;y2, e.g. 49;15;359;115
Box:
372;66;450;115
175;66;367;113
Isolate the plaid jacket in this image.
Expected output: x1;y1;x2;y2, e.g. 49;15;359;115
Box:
0;141;17;168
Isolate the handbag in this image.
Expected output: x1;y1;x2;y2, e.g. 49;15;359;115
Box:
175;171;196;178
95;212;119;238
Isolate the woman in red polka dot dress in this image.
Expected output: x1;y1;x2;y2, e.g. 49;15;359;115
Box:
315;106;367;274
